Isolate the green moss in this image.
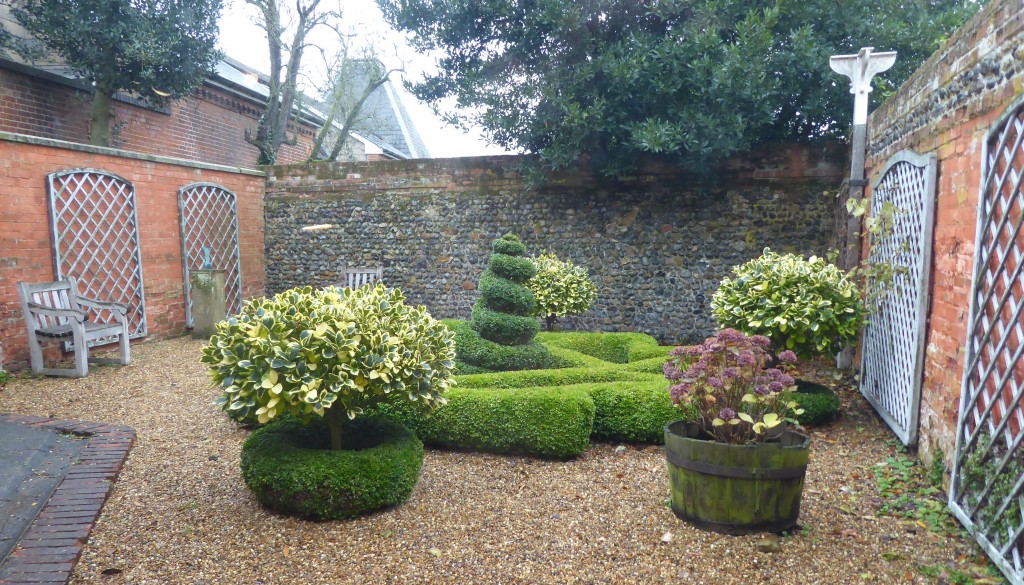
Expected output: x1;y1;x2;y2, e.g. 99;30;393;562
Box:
240;417;423;519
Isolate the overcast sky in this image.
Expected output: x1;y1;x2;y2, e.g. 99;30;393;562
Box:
216;0;513;158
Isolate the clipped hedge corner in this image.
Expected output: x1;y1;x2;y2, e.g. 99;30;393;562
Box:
241;417;423;520
373;387;595;459
794;379;841;426
588;380;686;443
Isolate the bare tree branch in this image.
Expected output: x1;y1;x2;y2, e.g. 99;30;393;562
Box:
245;0;328;165
306;21;405;162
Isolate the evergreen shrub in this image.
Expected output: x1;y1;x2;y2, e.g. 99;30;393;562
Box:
712;248;865;357
240;417;423;519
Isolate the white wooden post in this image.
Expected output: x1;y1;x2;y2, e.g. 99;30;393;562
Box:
830;47;897;368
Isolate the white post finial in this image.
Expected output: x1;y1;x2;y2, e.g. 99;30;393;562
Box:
830;47;897;125
829;46;898;323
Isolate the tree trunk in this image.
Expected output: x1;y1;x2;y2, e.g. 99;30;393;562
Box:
325;73;394;162
326;406;345;451
545;315;558;331
90;90;113;146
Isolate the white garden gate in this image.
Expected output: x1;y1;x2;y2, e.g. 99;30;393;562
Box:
859;150;937;445
950;98;1024;584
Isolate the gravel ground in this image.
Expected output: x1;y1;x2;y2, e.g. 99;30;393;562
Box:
0;337;1000;584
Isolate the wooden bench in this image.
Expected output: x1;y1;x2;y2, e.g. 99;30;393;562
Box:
17;278;131;377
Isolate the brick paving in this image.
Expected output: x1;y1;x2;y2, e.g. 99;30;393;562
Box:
0;414;134;585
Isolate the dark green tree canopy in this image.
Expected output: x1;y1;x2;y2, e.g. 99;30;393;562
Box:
378;0;981;177
11;0;222;145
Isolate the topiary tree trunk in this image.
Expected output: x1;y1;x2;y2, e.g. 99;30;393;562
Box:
545;314;558;331
326;405;346;451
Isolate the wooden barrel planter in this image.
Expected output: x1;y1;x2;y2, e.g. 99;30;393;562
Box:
664;420;810;534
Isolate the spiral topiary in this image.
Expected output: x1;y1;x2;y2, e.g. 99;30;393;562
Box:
460;234;550;371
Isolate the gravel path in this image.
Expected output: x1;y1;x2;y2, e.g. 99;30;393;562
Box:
0;337;997;584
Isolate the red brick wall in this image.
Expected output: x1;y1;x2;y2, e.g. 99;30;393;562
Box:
864;0;1024;468
0;64;321;168
0;133;266;371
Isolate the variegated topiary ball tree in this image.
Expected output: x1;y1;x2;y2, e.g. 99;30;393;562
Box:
711;248;864;358
202;284;456;450
459;234;550;371
526;253;598;331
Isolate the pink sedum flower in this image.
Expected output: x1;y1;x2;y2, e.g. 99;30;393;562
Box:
664;329;804;445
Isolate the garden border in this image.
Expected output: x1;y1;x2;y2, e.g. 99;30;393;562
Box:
0;413;135;585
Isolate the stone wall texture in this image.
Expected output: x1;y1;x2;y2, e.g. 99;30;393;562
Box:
864;0;1024;471
264;143;847;344
0;133;267;371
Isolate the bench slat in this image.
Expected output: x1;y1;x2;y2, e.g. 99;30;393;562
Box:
36;322;125;339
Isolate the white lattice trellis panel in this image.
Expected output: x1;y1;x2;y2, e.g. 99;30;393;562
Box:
951;99;1024;585
178;183;242;328
47;169;147;344
859;150;937;446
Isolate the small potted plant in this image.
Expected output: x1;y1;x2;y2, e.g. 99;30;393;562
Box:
663;328;808;534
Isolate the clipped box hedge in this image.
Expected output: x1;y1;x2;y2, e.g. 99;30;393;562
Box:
587;380;686;443
456;364;642;390
375;325;691;455
537;331;662;364
373;387;595;459
241;417;424;519
794;379;841;426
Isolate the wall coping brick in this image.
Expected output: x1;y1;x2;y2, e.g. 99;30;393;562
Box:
0;132;266;177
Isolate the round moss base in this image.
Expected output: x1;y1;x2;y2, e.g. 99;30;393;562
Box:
794;379;840;426
241;416;424;520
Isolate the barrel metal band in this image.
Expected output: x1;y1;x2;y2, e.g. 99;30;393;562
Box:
665;450;807;480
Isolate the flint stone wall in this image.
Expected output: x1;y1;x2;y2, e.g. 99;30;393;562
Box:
264;145;846;344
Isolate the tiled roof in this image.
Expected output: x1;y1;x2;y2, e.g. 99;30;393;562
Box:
340;60;430;159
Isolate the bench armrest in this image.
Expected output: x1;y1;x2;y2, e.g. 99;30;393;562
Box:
26;302;86;323
77;297;129;316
